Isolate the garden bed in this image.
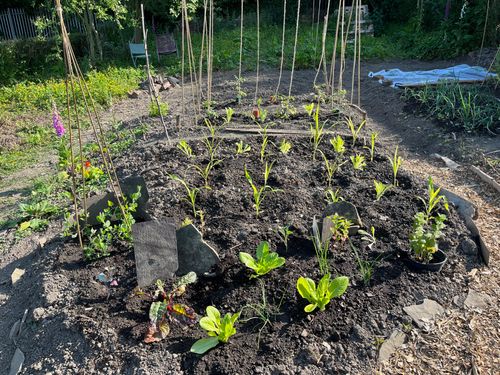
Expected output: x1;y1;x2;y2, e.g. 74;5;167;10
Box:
56;130;481;374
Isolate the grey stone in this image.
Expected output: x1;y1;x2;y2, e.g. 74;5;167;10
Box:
11;268;25;285
440;188;477;219
458;238;478;256
464;290;490;310
86;176;150;226
321;201;362;240
378;330;406;363
133;219;178;287
9;348;24;375
351;324;369;343
403;299;444;329
167;76;180;86
32;307;46;321
176;224;220;276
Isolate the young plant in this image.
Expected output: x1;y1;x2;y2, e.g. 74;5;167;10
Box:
330;135;346;155
190;306;240;354
304;103;315;117
177;139;193;158
389;146;403;186
168;174;200;218
239;241;285;278
350;154;366;171
320;151;345;187
149;101;169;117
224;107;234;124
296;273;349;313
145;272;198;343
192;158;223;190
309;103;324;161
349;240;382;286
358;226;376;250
311;216;330;275
347;117;365;146
410;212;447;262
373;180;391;201
235;140;251;155
418;177;449;220
244;162;280;217
368;132;378;162
327;213;352;244
234;75;247;104
325;188;343;203
278;139;292;155
277;225;293;251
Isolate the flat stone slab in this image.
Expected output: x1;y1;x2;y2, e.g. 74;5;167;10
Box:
403;299;444;330
464;289;490;310
9;348;24;375
86;176;150;226
378;330;406;363
176;224;220;276
133;219;178;287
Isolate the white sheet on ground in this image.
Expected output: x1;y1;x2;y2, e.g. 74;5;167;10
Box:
368;64;497;88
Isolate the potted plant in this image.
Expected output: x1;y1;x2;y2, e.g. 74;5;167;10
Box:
405;177;449;272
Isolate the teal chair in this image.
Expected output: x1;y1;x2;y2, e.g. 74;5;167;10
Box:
129;42;150;67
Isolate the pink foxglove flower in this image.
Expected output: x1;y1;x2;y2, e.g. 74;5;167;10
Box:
52;109;65;137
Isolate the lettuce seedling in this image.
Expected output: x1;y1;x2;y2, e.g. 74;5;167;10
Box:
225;107;234;124
239;241;285;278
350;154;366;171
236;140;251;155
373;180;391;201
296;274;349;313
190;306;240;354
279;139;292;154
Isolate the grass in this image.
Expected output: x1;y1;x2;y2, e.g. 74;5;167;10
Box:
403;82;500;134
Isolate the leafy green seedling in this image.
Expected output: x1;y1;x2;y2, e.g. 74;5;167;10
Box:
389;146;402;186
296;273;349;313
244;162;280;217
330;135;346;155
277;225;293;251
347;117;365;147
368;132;378;161
190;306;240;354
177;140;193;158
192;158;223;190
418;176;449;220
325;188;343;203
235;140;251;155
239;241;285;278
309;103;324;161
168;174;200;218
279;139;292;154
304;103;315;117
350;154;366;170
373;180;391;201
225;107;234;124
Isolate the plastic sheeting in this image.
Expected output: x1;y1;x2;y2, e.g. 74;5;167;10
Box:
368;64;497;88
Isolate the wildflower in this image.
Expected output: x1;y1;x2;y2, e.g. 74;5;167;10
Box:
52;108;65;137
252;107;260;119
85;160;91;168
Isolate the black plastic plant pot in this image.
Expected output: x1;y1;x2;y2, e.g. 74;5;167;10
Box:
403;249;448;272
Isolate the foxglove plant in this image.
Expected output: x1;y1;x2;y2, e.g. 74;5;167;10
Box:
52;107;66;137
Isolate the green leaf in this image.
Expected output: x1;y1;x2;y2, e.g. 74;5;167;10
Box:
329;276;349;298
239;252;257;270
199;317;218;332
190;337;220;354
19;221;31;231
205;306;220;322
256;241;269;259
296;277;316;300
304;304;317;313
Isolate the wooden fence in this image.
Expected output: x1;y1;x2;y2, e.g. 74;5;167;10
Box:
0;8;85;41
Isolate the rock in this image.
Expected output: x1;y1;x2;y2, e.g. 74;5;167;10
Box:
32;307;46;321
431;153;460;170
132;219;178;287
321;201;362;239
159;81;172;91
464;290;490;310
11;268;25;285
176;224;220;276
9;320;20;340
301;329;309;338
350;324;369;343
86;176;150;226
9;348;24;375
378;330;406;363
440;188;477;219
403;299;444;330
128;90;141;99
458;238;478;256
167;76;180;86
321;341;332;351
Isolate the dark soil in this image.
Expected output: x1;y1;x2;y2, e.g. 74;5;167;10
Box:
60;130;481;374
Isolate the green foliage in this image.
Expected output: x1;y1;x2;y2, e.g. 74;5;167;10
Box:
389;146;402;186
373;180;391;201
349;238;382;286
347;118;365;147
235;140;251;155
309;103;324;161
244;162;280;217
328;213;352;243
169;174;200;218
296;273;349;313
277;225;293;251
330;135;346;155
224;107;234;124
177;140;193;158
149;101;169;117
418;177;449;220
311;216;330;276
368;132;379;162
350;154;366;171
192;158;222;190
403;83;500;134
239;241;285;278
325;188;343;203
278;139;292;155
191;306;240;354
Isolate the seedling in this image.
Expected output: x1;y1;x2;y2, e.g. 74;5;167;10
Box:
373;180;391;201
244;162;280;217
328;213;352;244
149;101;169;117
389;146;402;186
224;107;234;124
190;306;240;354
311;216;330;275
235;140;251;155
296;273;349;313
347;117;365;146
330;135;346;155
418;177;449;221
277;225;293;251
304;103;315;117
278;139;292;155
192;158;223;190
368;132;378;161
320;151;345;187
234;75;247;103
349;240;382;286
358;226;376;250
177;140;193;158
145;273;198;343
168;174;200;218
309;103;324;161
350;154;366;171
239;241;285;278
325;188;343;203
